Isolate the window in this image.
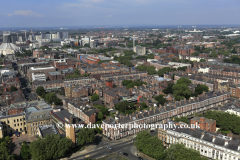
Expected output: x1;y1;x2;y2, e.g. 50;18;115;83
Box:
17;119;19;122
14;120;16;122
18;124;19;126
14;124;16;127
21;123;22;126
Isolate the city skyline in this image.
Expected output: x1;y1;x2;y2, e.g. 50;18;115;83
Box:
0;0;240;27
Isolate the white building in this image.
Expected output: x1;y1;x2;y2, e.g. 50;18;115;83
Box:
159;128;240;160
32;72;46;81
168;62;191;69
198;67;210;73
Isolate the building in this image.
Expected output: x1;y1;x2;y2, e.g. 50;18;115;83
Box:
27;66;56;82
158;127;240;160
134;45;146;55
0;32;22;56
191;117;216;133
31;80;64;90
38;124;60;138
25;109;52;136
47;71;62;81
32;72;46;81
0;113;26;138
102;91;230;139
50;108;84;134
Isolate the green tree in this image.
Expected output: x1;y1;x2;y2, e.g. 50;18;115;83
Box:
157;67;172;77
98;112;103;120
173;84;192;101
199;59;206;62
195;84;209;95
163;83;174;94
146;66;156;75
91;94;99;101
29;134;72;160
171;58;177;62
136;65;147;71
176;77;192;86
135;131;165;159
76;128;95;146
115;101;129;113
21;141;31;160
165;143;208;160
74;69;80;75
44;92;62;105
10;86;18;92
154;94;168;105
36;86;45;97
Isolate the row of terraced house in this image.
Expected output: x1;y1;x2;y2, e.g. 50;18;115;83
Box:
102;91;230;140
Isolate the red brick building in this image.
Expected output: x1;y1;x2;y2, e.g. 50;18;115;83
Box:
191;117;216;133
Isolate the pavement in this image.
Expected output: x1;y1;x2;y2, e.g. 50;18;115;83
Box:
10;134;37;155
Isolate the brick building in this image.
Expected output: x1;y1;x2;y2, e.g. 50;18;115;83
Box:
191;117;216;133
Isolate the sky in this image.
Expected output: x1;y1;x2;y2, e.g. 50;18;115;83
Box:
0;0;240;28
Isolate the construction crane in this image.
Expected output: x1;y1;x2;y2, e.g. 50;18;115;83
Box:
94;27;105;42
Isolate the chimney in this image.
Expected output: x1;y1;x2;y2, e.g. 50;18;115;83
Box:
129;115;132;119
213;92;215;96
164;106;166;110
238;145;240;151
224;140;228;146
201;132;204;139
212;136;216;143
174;104;176;108
159;104;162;109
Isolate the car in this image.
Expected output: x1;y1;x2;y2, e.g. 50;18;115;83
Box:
18;143;21;146
138;157;143;160
107;146;112;150
150;130;155;132
123;153;128;156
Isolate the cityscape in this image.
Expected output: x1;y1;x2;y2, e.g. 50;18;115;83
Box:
1;0;240;160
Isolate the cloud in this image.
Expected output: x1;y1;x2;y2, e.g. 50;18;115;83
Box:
106;15;112;17
8;10;43;17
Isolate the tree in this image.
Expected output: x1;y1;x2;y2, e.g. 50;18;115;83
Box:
29;134;72;160
195;84;209;95
171;58;177;62
157;67;172;77
91;94;99;101
10;86;18;92
74;69;80;75
199;59;206;62
76;128;95;146
0;136;16;160
163;83;174;94
98;112;103;120
176;77;192;86
36;86;45;97
21;141;31;160
135;131;165;159
136;65;147;71
165;143;208;160
146;66;156;75
140;102;148;110
173;84;192;101
44;92;62;105
115;101;129;113
154;94;167;105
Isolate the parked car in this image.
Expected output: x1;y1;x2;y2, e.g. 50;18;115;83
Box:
138;157;144;160
123;153;128;156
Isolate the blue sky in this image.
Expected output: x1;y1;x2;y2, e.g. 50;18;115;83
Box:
0;0;240;27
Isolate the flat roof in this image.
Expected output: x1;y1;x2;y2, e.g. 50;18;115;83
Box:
48;71;61;76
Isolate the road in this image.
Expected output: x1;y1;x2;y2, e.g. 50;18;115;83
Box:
69;140;138;160
69;130;158;160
